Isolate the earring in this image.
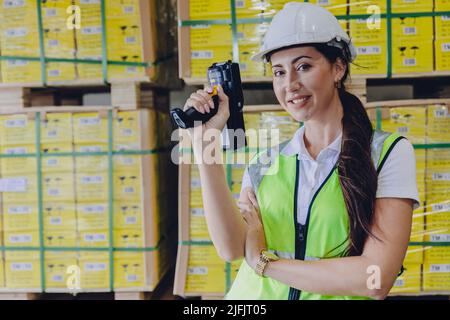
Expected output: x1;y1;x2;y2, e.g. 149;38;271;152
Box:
335;79;342;89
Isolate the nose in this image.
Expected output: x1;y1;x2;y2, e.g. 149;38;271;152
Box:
285;70;301;93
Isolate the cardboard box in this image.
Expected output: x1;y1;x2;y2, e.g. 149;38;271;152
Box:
423;263;450;291
390;264;421;294
350;41;387;76
4;259;41;289
427;104;450;142
392;38;433;74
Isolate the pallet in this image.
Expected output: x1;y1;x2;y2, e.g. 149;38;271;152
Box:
0;81;170;112
0;293;41;300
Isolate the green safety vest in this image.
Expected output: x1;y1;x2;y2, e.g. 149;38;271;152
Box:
225;130;405;300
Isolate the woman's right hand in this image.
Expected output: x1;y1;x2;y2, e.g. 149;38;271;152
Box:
183;85;230;143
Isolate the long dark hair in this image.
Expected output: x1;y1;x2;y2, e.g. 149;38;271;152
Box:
269;43;380;257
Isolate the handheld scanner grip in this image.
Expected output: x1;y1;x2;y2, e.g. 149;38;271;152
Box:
170;87;219;129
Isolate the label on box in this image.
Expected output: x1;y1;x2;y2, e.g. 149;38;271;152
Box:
48;188;61;196
394;279;404;287
49;217;62;225
81;26;102;35
84;233;106;242
79;117;100;126
123;6;135;14
429;264;450;273
4;0;25;8
123;187;134;194
5;118;26;128
52;275;64;282
7;60;28;67
8;205;31;214
5;147;27;154
48;39;59;47
11;263;32;271
0;178;27;192
125;36;136;44
432;172;450;181
45;8;57;17
81;176;103;184
357;46;381;55
82;204;106;213
46;159;58;166
125;216;137;225
127;274;138;282
430;234;450;242
402;27;417;35
191;208;204;216
188;267;208;275
80;0;100;4
5;27;27;37
120;157;134;165
9;234;32;243
121;128;133;136
79;146;103;152
191;50;213;60
403;58;416;66
432;203;450;212
84;263;106;271
191;179;201;188
434;108;449;118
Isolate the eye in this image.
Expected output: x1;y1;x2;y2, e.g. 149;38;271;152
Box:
273;70;285;77
296;64;311;71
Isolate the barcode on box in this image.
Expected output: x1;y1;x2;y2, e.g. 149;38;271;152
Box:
46;159;58;166
4;0;25;8
5;119;27;127
240;63;247;71
429;264;450;273
6;147;27;154
48;69;61;77
191;179;201;188
79;146;102;152
403;58;416;66
120;157;134;165
125;36;137;44
126;66;138;74
11;263;32;271
81;176;103;184
123;187;135;194
188;267;208;275
48;189;60;196
47;130;58;137
442;16;450;21
84;263;106;271
318;0;330;5
80;0;100;4
357;46;381;55
192;50;213;60
8;206;31;214
121;128;133;136
403;27;416;35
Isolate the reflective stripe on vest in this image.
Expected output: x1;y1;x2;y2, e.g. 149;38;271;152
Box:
225;130;405;300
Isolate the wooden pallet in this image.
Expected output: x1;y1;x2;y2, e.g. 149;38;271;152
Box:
0;81;170;112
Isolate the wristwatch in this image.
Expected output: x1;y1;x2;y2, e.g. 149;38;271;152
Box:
255;250;279;277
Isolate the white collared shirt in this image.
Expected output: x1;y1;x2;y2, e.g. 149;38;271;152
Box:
241;126;420;225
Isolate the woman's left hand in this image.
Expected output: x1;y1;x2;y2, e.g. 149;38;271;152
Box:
238;196;267;271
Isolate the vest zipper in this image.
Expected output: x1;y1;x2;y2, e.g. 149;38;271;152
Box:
288;163;337;300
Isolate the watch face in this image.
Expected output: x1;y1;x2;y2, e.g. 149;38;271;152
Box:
262;251;279;261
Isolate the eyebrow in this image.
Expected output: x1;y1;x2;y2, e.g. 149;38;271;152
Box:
271;55;312;68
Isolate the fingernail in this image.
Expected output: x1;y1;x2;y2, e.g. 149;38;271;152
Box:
210;101;214;108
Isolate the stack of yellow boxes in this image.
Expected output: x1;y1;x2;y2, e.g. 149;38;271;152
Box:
435;1;450;71
375;103;450;294
0;109;171;291
423;104;450;292
42;0;77;82
0;0;41;82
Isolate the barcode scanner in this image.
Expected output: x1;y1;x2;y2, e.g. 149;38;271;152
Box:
170;61;247;150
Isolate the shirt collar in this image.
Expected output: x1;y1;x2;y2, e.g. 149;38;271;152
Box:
281;126;342;161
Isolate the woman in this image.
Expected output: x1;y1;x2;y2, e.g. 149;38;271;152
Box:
183;2;419;300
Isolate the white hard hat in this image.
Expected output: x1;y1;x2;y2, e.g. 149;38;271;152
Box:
251;2;357;63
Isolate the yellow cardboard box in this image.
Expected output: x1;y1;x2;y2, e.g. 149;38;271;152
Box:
45;257;78;289
427;104;450;142
0;145;37;175
0;60;42;83
43;202;77;231
42;144;74;174
392;0;433;13
423;263;450;291
77;202;109;231
0;259;4;287
3;203;38;232
75;172;109;202
73;113;108;144
435;0;450;11
423;234;450;263
74;144;108;172
78;229;109;250
426;169;450;204
426;148;450;171
2;174;38;206
350;18;387;43
392;38;433;74
4;230;40;260
403;246;424;265
41;113;73;144
189;207;210;241
350;41;387;76
349;0;386;14
392;17;433;40
42;172;75;203
4;259;41;289
189;0;271;20
113;254;146;288
114;202;142;230
380;107;426;144
113;171;142;202
79;253;110;289
191;46;232;78
310;0;348;15
390;263;421;294
0;114;36;146
435;15;450;38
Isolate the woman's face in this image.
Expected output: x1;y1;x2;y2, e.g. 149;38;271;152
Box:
270;46;345;122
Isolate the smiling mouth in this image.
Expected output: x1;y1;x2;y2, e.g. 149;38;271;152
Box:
288;96;311;105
